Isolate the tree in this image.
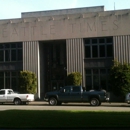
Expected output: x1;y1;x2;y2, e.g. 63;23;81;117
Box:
19;71;37;94
67;72;82;86
109;60;130;97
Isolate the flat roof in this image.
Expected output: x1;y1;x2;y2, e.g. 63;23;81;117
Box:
21;6;105;18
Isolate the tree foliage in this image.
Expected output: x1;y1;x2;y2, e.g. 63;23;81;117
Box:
109;60;130;96
19;71;37;94
67;72;82;86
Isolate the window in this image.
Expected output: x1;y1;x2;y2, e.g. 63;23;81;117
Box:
0;91;5;95
92;46;98;57
11;50;17;61
99;45;105;57
0;71;19;90
0;50;4;61
86;68;109;91
84;37;113;58
72;87;80;92
5;50;10;61
85;46;91;58
0;42;22;62
107;45;113;57
64;87;71;93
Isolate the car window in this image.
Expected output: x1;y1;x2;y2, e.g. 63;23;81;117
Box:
0;91;5;95
8;90;13;94
64;87;71;93
72;87;80;92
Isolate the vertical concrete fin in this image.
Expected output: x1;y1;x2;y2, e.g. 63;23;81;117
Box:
23;41;40;99
66;38;85;87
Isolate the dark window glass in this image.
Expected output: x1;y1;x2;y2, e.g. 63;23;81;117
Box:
85;46;91;58
92;39;97;44
0;72;4;77
93;75;99;90
5;44;10;48
5;78;10;89
52;82;57;90
85;39;90;44
92;46;98;57
0;78;4;89
5;50;10;61
107;69;110;74
0;90;5;95
11;43;16;48
99;45;105;57
72;87;80;92
18;49;22;61
12;72;17;76
106;37;113;43
100;69;106;74
11;78;17;91
100;75;107;90
17;43;22;48
86;76;92;90
86;69;91;74
64;87;71;93
0;50;4;61
59;83;64;89
11;50;17;61
0;44;4;49
107;45;113;57
93;69;98;74
5;72;10;77
99;39;105;43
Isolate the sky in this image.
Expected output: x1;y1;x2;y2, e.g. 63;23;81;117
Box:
1;0;130;19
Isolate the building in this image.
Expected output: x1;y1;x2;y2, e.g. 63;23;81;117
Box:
0;6;130;100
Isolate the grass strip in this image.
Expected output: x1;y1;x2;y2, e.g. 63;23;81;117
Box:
0;110;130;128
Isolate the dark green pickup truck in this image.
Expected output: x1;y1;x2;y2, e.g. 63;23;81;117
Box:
44;86;109;106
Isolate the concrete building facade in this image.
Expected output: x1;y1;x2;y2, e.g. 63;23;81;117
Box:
0;6;130;100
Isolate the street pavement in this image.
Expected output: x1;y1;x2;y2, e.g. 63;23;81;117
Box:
0;101;130;111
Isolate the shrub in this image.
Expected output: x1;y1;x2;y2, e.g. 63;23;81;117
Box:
109;60;130;97
67;72;82;86
19;71;37;94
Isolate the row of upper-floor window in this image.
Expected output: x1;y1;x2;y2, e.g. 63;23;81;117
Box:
84;37;113;58
0;43;22;62
0;43;22;49
0;71;20;91
0;49;22;62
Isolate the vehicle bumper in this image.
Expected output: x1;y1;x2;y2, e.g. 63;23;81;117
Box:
125;99;130;104
27;99;34;102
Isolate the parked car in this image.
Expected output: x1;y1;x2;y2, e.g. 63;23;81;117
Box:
0;89;34;105
44;86;109;106
125;93;130;104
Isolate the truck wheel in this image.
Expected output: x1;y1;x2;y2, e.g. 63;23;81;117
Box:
49;98;57;106
90;98;99;106
14;99;21;105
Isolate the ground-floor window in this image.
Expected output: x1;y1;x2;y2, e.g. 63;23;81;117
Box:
85;68;110;91
0;71;19;91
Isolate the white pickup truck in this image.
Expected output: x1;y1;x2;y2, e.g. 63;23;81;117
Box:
0;89;34;105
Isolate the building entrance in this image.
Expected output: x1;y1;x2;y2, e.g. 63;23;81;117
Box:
41;40;67;92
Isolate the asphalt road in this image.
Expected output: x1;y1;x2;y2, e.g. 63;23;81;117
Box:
0;101;130;111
